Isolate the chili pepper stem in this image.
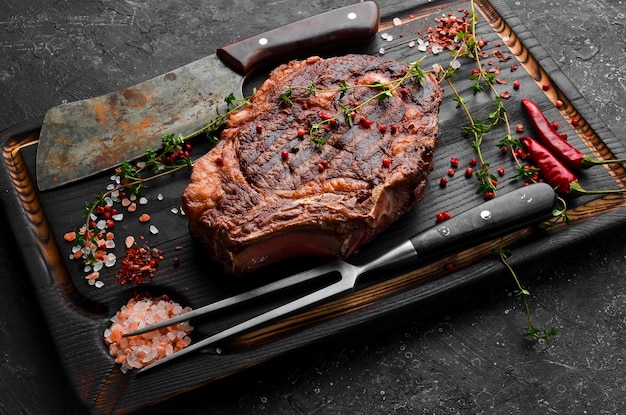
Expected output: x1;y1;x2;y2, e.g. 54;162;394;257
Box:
581;155;626;169
569;181;626;196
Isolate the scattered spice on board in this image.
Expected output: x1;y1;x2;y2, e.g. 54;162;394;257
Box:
116;241;164;285
104;296;193;373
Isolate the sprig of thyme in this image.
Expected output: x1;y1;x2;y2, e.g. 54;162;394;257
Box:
492;247;559;342
73;93;250;267
438;0;563;342
279;57;427;150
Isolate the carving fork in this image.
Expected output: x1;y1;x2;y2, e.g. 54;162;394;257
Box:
125;183;556;372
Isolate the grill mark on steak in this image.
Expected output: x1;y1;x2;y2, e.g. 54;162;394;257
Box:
182;54;443;275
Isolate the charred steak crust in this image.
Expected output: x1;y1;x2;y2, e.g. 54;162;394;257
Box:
183;55;443;274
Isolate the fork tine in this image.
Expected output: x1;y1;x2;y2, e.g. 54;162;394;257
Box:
137;268;357;373
125;260;344;337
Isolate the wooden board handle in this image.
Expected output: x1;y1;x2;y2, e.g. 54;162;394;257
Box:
216;1;380;75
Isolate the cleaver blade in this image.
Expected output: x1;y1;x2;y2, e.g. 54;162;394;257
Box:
36;1;380;191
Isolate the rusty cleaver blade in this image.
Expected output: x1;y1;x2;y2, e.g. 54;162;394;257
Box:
36;2;380;191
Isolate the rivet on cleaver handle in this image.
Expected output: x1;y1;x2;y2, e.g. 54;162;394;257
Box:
36;2;380;191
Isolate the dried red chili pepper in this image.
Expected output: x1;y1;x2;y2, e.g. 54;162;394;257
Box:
520;136;626;197
521;98;626;170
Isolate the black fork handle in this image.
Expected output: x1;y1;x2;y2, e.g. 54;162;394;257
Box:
409;183;556;263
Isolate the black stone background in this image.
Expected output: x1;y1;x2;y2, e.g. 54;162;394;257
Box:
0;1;625;413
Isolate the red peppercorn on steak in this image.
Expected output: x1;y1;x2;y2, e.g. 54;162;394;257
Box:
182;55;443;274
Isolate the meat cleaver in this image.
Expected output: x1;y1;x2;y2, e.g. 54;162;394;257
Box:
36;2;380;191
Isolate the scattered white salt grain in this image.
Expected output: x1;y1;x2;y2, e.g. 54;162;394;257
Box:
93;261;104;272
105;253;117;267
96;220;107;230
106;183;116;191
104;197;114;206
386;34;394;42
112;213;124;221
379;47;385;54
451;60;462;69
393;17;402;26
105;240;116;249
139;197;148;205
381;32;389;40
432;44;444;54
95;281;104;288
149;225;159;235
157;193;164;201
408;40;416;48
170;207;179;215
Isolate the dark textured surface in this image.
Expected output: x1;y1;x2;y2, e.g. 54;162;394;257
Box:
1;1;625;414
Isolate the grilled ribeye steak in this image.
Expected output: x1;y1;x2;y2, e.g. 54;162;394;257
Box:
182;54;443;274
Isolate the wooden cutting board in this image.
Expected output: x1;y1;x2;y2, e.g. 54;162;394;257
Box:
1;0;626;413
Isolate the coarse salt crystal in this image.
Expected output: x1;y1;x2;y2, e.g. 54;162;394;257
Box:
393;17;402;26
408;40;416;48
139;197;148;205
95;281;104;288
451;60;462;69
386;35;394;42
157;193;164;201
432;44;444;54
170;207;179;214
106;183;116;191
106;240;116;249
379;47;385;54
113;213;124;221
381;32;389;40
149;225;159;234
105;253;117;267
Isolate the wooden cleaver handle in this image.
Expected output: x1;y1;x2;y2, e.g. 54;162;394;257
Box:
216;1;380;76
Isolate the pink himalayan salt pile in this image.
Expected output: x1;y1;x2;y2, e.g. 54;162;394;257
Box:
104;297;194;373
